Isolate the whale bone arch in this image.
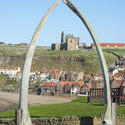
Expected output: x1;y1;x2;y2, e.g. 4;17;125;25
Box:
18;0;112;125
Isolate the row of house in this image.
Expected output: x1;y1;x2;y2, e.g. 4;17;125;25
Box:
0;66;84;84
0;66;21;77
0;56;124;96
40;71;124;96
41;81;92;96
91;43;125;49
29;69;84;85
39;57;125;96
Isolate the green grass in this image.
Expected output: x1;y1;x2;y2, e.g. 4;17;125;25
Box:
0;46;123;74
104;49;125;57
0;75;7;89
0;45;27;55
0;97;125;118
32;50;116;74
0;45;124;57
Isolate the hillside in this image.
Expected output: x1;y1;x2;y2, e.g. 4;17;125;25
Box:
0;45;124;74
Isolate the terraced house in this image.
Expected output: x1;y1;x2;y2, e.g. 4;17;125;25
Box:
91;43;125;49
41;81;91;96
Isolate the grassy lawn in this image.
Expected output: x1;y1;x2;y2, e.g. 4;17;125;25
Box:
0;46;123;74
0;45;124;57
0;97;125;118
104;49;125;57
0;75;7;90
32;50;116;74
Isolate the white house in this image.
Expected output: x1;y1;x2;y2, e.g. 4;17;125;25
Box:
71;87;79;95
0;66;21;78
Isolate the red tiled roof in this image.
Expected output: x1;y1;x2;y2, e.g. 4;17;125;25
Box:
77;81;84;86
0;66;19;70
92;43;125;48
16;71;22;75
61;81;84;87
114;73;123;77
86;83;92;88
43;82;57;87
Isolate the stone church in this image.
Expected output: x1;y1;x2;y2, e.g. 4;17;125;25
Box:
51;31;80;51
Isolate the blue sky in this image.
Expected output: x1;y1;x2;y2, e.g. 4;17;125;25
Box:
0;0;125;46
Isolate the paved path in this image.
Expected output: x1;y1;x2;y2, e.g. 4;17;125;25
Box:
0;92;71;112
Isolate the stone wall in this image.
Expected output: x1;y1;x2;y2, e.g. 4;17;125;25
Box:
0;116;125;125
0;118;15;125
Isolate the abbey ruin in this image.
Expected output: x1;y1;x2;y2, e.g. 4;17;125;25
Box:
51;31;81;51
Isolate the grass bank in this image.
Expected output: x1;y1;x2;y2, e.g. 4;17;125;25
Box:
0;97;125;118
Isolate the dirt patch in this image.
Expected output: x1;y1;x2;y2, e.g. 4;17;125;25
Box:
0;92;71;112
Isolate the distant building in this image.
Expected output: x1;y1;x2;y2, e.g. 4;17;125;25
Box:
51;31;80;51
91;43;125;49
16;43;28;46
0;66;21;77
0;42;6;45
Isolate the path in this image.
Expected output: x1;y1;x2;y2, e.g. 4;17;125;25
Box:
0;92;71;112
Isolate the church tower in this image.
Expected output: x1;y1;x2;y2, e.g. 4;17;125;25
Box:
61;31;65;44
